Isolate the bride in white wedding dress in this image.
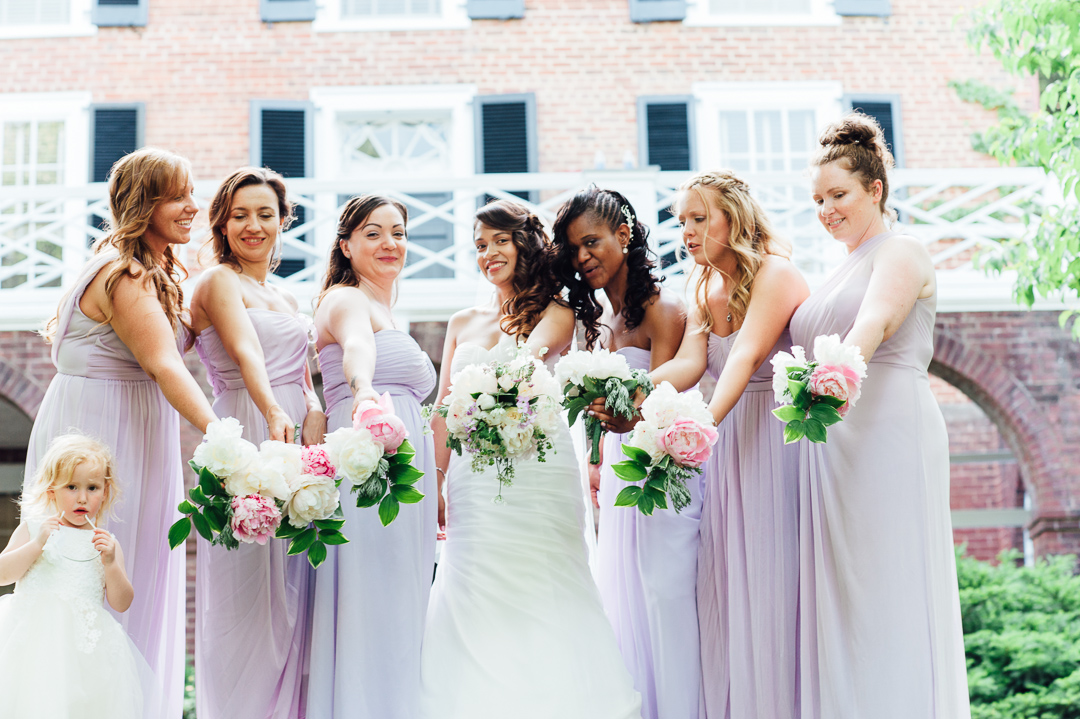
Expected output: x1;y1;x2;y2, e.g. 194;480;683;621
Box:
420;200;642;719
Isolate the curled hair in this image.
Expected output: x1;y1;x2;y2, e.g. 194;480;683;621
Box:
316;194;409;308
474;200;561;340
44;147;193;342
205;167;295;274
812;112;896;219
549;186;660;350
679;170;790;332
21;433;119;521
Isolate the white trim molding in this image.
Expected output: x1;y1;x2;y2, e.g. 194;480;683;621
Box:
313;0;469;32
684;0;840;26
0;0;96;39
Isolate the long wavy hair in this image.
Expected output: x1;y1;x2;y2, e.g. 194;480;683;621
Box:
21;433;119;521
550;186;660;350
316;194;409;309
205;167;294;273
43;147;193;342
680;170;790;332
475;200;561;340
812;112;896;220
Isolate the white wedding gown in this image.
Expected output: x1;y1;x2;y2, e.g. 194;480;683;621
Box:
419;336;643;719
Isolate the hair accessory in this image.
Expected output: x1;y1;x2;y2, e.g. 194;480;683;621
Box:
620;205;635;232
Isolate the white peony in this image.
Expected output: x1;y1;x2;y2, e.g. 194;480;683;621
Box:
770;346;808;404
450;363;498;397
811;334;867;378
500;422;532;457
283;472;340;528
638;382;712;429
627;420;666;462
225;455;293;502
259;440;304;480
192;418;259;478
323;427;383;487
554;349;632;388
477;393;497;410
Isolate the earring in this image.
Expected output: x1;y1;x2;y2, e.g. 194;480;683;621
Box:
622;246;628;255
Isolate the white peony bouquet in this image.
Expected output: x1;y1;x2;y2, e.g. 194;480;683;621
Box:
436;344;562;502
612;382;718;515
771;334;867;444
554;349;653;464
169;418;348;568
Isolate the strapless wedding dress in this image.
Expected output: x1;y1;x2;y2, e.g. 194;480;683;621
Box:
418;335;642;719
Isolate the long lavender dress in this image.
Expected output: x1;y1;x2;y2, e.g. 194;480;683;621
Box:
698;330;800;719
596;346;703;719
307;330;438;719
193;308;315;719
791;231;969;718
23;250;185;717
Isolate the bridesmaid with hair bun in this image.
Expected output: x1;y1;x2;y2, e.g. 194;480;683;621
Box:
794;113;970;718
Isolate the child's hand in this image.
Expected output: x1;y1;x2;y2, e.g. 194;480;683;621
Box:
33;513;62;549
92;528;119;566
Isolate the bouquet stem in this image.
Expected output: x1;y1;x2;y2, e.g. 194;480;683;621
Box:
589;422;604;465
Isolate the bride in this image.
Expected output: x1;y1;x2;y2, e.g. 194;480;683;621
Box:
420;200;643;719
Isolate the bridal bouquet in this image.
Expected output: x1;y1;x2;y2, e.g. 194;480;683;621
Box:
612;382;718;515
168;418;347;568
771;334;867;444
436;345;562;501
322;392;426;527
554;349;653;465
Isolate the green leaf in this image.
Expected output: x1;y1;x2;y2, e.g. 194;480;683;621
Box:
816;394;847;409
612;460;648;482
318;530;350;545
306;541;328;569
275;521;305;538
389;464;425;486
177;500;196;514
773;404;804;423
614;485;643;507
808;403;843;427
188;485;211;507
313;517;345;531
287;527;318;555
168;517;191;549
564;397;590;425
191;511;214;541
804;418;828;443
782;420;806;445
645;485;669;510
378;494;401;526
637;492;656;516
204;505;228;533
621;444;653;465
390;484;426;504
393;439;416;464
198;466;224;496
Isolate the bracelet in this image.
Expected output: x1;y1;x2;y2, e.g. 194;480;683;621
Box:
436;467;447;478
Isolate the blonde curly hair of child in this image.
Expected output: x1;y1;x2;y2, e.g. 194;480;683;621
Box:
21;434;120;521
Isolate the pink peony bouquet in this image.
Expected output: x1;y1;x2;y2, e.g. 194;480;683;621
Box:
322;392;425;526
770;334;867;444
612;382;718;515
169;418;348;568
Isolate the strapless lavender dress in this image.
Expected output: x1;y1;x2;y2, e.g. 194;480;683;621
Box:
307;330;438;719
595;346;703;719
23;250;185;717
193;308;314;719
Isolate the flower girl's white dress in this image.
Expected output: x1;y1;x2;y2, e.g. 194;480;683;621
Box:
0;519;155;718
419;335;642;719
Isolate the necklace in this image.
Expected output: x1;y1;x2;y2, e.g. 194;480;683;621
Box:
726;311;732;323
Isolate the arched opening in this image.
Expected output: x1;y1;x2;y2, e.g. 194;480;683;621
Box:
0;394;33;596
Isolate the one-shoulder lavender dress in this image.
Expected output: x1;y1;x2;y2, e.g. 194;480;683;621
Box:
23;250;185;717
307;330;438;719
596;346;703;719
193;308;315;719
698;329;800;719
791;231;969;718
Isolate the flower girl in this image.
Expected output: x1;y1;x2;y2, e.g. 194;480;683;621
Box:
0;434;155;718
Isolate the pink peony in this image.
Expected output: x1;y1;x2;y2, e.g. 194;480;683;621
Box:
230;494;282;545
353;392;408;454
808;363;863;413
302;445;336;478
659;418;719;468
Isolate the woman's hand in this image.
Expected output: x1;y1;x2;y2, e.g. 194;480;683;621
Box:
302;409;328;446
266;405;294;443
34;513;62;549
586;396;642;434
93;528;119;566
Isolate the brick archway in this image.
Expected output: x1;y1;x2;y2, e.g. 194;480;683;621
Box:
0;356;46;420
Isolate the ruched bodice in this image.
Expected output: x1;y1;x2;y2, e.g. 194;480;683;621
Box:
319;331;436;417
707;328;792;389
195;309;310;396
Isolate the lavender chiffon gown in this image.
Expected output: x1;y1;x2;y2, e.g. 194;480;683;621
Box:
23;250;184;717
791;231;969;718
193;308;315;719
307;330;437;719
699;330;800;719
596;346;703;719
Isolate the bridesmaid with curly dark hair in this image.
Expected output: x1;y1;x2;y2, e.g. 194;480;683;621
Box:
550;187;692;719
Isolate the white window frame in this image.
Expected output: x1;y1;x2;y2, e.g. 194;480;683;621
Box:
313;0;469;32
0;0;95;40
684;0;840;26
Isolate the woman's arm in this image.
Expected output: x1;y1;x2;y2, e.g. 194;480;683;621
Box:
843;236;935;362
195;269;293;442
319;287;381;417
430;312;467;530
300;362;327;446
108;275;218;432
525;302;576;361
0;517;61;586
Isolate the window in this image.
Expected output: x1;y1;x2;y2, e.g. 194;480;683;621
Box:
684;0;839;26
0;0;95;39
475;94;538;203
845;95;904;166
92;0;147;26
314;0;468;31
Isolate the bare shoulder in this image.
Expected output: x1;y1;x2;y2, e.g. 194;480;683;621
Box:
647;287;686;316
758;254;806;284
881;232;931;259
321;285;373;314
541;300;576;324
192;263;240;299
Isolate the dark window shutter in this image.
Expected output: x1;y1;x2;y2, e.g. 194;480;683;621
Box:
91;106;142;183
252;102;312;277
629;0;686;22
834;0;891;16
640;99;693;171
467;0;524;19
261;0;316;22
848;99;902;166
476;94;537;203
93;0;147;26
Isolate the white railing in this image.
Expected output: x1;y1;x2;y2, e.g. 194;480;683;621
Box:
0;167;1056;330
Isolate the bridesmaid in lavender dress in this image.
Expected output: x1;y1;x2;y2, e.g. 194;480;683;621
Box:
24;147;218;718
549;187;691;719
307;195;437;719
643;171;808;719
189;168;327;719
794;115;970;718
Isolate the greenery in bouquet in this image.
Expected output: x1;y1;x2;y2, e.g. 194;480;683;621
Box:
771;334;867;444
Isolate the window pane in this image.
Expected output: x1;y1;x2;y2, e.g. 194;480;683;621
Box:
709;0;807;13
341;0;440;15
0;0;71;24
718;110;749;168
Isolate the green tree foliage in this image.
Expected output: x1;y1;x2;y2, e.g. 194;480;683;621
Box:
959;548;1080;718
953;0;1080;334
